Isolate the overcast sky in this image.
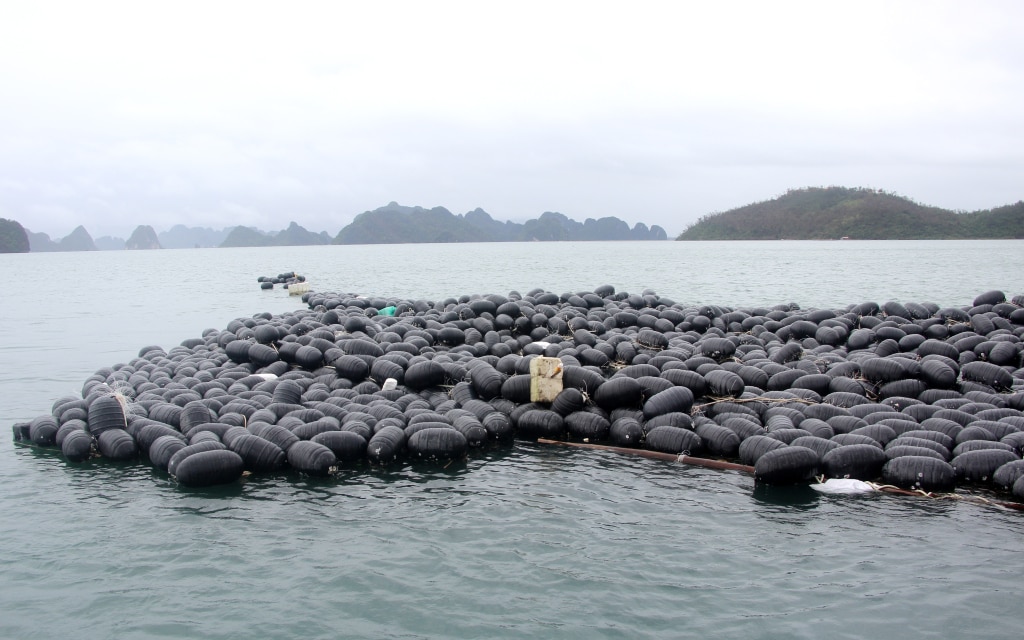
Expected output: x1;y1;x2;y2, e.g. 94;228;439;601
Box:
2;1;1021;239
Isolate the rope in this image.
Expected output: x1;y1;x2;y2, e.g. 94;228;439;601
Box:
692;395;818;414
541;441;1024;512
864;481;1024;511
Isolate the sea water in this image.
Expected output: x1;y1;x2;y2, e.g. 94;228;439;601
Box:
1;240;1021;639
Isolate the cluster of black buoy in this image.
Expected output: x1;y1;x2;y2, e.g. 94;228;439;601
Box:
257;272;305;290
11;285;1024;501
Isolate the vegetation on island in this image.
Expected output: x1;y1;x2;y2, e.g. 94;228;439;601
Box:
0;218;30;253
677;187;1024;240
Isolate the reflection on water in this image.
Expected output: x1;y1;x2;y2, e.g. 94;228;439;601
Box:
751;482;822;509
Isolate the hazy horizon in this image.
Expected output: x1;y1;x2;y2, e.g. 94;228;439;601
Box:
3;1;1022;239
21;203;677;240
19;187;1022;242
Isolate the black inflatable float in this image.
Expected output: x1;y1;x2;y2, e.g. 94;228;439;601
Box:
10;286;1024;504
258;272;307;291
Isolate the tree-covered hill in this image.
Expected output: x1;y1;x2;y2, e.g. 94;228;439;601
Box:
956;201;1024;239
0;218;30;253
677;187;1024;240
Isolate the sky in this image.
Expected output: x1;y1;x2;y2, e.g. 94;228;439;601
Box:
1;1;1022;239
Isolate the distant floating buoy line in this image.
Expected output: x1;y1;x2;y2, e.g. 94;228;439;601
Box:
10;285;1024;506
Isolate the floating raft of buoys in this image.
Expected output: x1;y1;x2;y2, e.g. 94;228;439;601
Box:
10;286;1024;507
257;272;307;292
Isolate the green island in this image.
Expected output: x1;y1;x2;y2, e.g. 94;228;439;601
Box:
677;186;1024;240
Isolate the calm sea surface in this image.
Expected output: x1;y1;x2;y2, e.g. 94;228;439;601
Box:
1;240;1022;639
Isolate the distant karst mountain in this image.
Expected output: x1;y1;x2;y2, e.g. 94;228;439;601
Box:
333;202;668;244
95;235;126;250
61;226;99;251
126;225;162;250
159;225;234;249
275;221;332;246
0;218;30;253
27;230;59;251
219;221;331;248
677;187;1024;240
35;187;1024;252
520;211;666;241
219;225;272;247
28;225;99;252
